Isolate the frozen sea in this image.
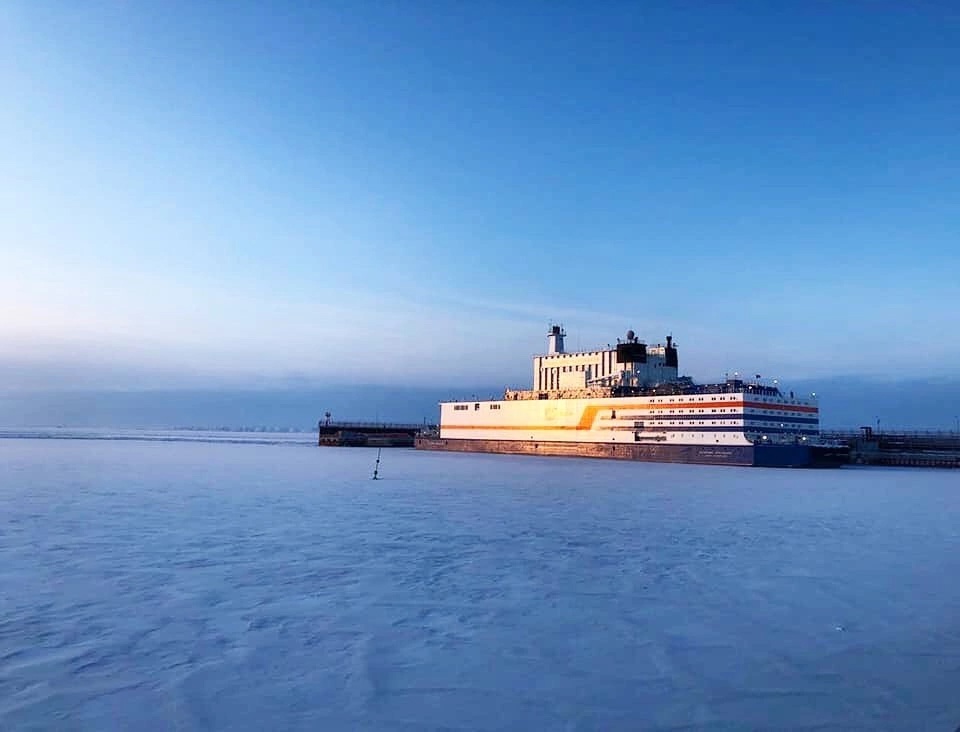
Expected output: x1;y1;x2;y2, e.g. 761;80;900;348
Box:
2;435;959;731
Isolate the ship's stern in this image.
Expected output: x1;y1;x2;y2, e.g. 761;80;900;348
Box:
752;442;850;468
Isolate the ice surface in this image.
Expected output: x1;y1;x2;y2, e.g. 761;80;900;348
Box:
1;437;959;731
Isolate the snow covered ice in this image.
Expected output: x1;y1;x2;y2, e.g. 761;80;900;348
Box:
2;436;960;730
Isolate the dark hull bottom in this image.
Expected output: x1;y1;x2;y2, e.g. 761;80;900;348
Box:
319;435;414;447
415;438;848;468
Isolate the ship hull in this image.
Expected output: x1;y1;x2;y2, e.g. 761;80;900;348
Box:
415;437;847;468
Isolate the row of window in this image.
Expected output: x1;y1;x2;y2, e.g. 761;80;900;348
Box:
648;408;810;415
649;421;813;428
654;421;734;426
649;396;808;406
649;409;728;414
656;396;737;403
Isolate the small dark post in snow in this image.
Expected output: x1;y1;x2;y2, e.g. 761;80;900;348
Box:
372;448;381;480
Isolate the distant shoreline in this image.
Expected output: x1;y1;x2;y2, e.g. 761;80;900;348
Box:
0;428;316;446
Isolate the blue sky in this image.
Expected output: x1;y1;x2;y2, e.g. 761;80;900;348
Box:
2;1;958;392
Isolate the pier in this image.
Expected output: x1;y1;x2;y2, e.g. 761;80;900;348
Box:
822;428;960;468
317;420;434;448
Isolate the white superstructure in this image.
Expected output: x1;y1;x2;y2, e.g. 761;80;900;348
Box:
533;325;679;391
440;326;820;448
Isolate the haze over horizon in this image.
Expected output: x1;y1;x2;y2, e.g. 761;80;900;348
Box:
2;2;958;425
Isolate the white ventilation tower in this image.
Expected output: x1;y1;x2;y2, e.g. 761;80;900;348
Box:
547;324;565;355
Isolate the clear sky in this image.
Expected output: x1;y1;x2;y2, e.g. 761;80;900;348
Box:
2;1;958;391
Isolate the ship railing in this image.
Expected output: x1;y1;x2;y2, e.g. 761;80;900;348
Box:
822;429;960;439
318;421;435;431
821;429;960;451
